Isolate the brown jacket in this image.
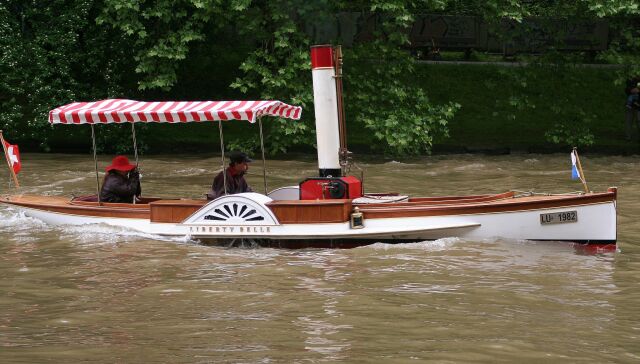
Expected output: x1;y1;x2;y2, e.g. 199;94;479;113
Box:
207;167;252;200
100;170;141;203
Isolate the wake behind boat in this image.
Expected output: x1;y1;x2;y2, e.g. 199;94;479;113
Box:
0;45;617;248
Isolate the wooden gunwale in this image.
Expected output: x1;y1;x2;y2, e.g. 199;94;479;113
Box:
358;191;616;219
362;191;515;207
2;189;617;223
2;195;150;219
70;200;151;209
69;196;165;207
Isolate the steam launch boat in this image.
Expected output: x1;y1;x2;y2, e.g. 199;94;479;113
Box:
1;45;617;248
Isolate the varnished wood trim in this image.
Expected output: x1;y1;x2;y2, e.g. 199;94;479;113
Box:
361;191;515;207
1;194;149;218
268;199;352;224
4;200;149;219
2;191;616;225
359;192;615;219
149;199;207;223
70;200;151;209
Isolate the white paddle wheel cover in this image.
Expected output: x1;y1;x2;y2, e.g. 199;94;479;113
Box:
183;193;279;225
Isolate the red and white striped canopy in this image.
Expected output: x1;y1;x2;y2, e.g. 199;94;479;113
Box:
49;99;302;125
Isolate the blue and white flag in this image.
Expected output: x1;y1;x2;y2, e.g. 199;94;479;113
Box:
571;150;581;180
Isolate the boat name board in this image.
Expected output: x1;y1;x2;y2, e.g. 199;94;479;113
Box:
540;210;578;225
189;225;272;234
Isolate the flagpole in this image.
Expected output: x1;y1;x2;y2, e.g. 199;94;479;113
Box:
0;130;20;188
573;147;589;193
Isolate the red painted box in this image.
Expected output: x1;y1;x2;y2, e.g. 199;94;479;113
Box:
299;176;362;200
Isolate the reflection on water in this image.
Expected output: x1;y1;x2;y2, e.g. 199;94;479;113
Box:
1;153;639;363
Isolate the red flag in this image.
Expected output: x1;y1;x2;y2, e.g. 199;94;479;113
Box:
3;140;21;174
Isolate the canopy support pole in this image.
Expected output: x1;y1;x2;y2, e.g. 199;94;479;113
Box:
90;124;101;205
258;116;268;195
131;123;140;204
131;123;139;167
218;120;227;195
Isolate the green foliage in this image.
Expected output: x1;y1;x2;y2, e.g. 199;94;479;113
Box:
3;0;640;156
484;63;605;148
229;0;318;154
0;0;135;150
444;0;639;19
489;67;536;121
342;1;459;155
349;42;459;155
582;0;639;17
95;0;638;156
597;17;640;86
97;0;243;90
230;0;459;156
545;117;595;147
438;2;639;149
94;124;149;154
418;62;625;152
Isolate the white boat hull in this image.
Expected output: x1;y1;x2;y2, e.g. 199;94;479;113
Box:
7;192;616;246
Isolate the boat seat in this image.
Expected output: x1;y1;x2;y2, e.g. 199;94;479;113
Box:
267;186;300;200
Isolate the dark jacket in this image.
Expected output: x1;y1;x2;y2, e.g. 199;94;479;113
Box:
100;170;141;203
625;77;640;96
207;167;252;200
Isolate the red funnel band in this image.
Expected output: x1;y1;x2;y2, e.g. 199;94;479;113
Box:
311;45;333;69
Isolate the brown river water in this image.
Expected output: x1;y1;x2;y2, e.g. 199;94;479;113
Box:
1;153;639;363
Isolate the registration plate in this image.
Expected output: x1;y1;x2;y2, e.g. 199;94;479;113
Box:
540;210;578;225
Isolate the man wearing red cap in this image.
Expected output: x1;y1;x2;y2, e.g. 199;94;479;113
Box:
207;151;253;200
100;155;141;203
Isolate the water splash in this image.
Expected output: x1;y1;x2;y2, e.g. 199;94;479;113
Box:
57;223;198;246
0;205;196;246
365;237;462;251
0;207;48;230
